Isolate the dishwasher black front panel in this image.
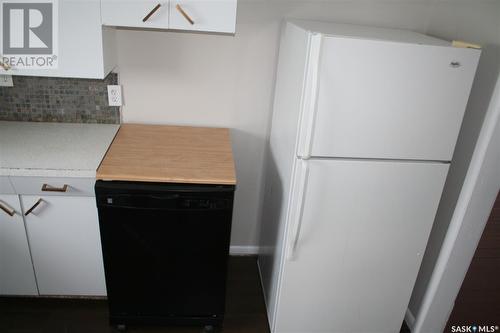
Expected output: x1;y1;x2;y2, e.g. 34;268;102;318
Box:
95;181;235;327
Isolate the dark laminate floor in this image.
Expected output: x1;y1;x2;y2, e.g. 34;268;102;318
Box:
0;256;410;333
445;191;500;330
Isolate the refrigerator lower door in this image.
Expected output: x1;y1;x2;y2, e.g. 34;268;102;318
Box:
274;159;448;333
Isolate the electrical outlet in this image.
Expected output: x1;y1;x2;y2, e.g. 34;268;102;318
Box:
0;75;13;87
107;85;123;106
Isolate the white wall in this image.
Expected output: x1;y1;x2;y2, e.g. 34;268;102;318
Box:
413;72;500;333
115;0;439;248
114;0;499;254
408;0;500;325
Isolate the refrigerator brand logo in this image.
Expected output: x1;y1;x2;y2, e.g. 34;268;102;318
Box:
1;0;58;69
451;325;499;332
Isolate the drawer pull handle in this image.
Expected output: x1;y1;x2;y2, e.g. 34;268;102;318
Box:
0;201;15;216
42;184;68;192
142;3;162;22
176;4;194;25
25;198;43;216
0;60;11;71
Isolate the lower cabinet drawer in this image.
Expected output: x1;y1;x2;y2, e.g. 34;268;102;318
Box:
10;176;95;197
0;176;15;194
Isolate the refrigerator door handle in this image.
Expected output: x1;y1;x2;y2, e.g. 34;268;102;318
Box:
287;160;310;261
297;33;322;159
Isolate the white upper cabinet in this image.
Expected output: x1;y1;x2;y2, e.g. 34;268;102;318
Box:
0;0;236;78
101;1;169;29
101;0;237;33
0;0;116;79
169;0;237;33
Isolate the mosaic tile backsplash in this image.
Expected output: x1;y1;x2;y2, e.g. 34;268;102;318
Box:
0;73;120;124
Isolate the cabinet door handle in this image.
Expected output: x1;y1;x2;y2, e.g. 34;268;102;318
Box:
142;3;162;22
0;59;11;71
0;201;15;216
287;160;310;261
176;4;195;25
25;198;43;216
42;184;68;192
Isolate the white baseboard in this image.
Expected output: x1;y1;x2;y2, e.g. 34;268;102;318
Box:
405;307;416;331
230;246;260;255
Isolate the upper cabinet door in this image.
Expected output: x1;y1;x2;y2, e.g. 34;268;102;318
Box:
307;37;480;161
169;0;237;33
101;0;169;29
0;0;115;79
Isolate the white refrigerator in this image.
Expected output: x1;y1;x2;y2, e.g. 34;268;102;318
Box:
258;20;480;333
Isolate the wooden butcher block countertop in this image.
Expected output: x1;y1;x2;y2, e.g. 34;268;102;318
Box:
96;124;236;185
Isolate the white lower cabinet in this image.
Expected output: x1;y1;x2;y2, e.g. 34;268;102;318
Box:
0;194;38;295
22;195;107;296
1;176;107;297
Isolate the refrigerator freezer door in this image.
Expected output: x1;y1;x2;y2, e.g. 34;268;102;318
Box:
274;159;448;333
305;37;480;161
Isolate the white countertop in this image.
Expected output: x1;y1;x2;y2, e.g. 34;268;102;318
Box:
0;121;120;178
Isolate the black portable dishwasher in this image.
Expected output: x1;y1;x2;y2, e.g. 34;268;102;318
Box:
95;180;235;331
